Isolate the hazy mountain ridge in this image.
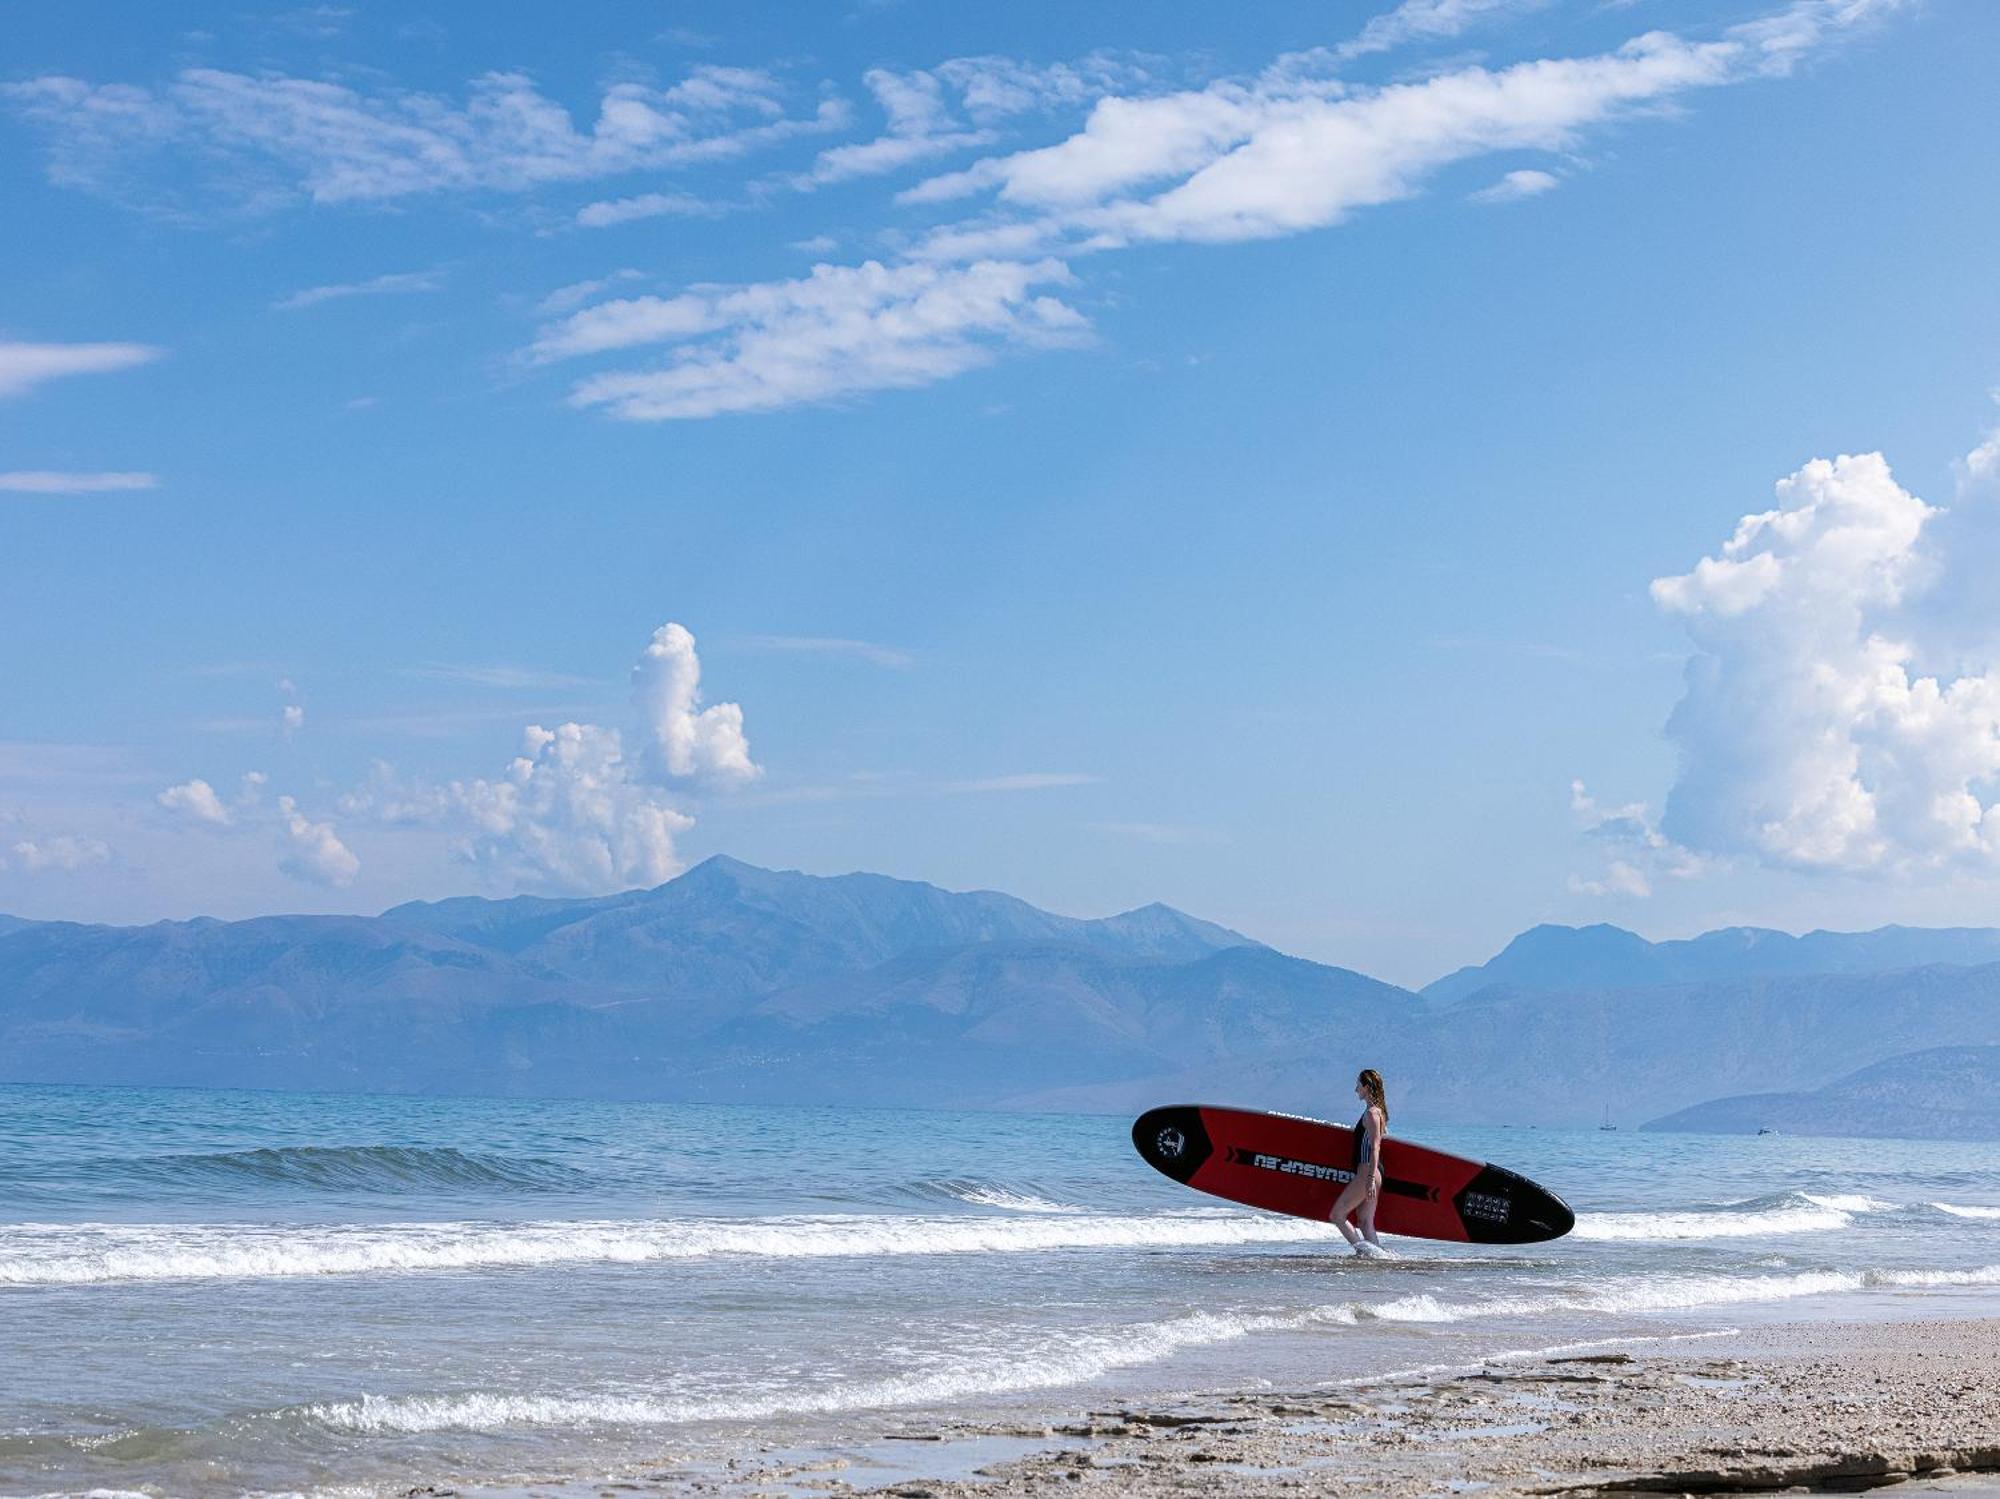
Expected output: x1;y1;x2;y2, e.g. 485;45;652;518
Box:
1422;921;2000;1004
1642;1046;2000;1138
4;860;1998;1134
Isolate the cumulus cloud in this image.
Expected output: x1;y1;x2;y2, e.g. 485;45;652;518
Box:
158;777;231;825
1649;447;2000;875
0;470;157;494
0;341;162;399
538;257;1087;419
273;269;443;311
277;795;360;885
281;703;306;735
343;621;758;894
632;623;762;786
448;721;694;891
4;66;845;206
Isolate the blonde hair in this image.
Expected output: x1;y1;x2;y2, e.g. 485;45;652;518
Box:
1357;1068;1388;1124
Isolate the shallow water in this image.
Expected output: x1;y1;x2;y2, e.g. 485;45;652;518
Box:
1;1083;1995;1496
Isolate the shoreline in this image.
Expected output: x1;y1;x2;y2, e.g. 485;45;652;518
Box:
623;1315;2000;1497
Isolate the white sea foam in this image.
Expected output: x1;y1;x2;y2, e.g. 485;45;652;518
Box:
946;1185;1084;1215
1571;1192;1891;1241
307;1304;1353;1434
1365;1264;2000;1325
0;1210;1342;1286
302;1262;2000;1435
1932;1202;2000;1220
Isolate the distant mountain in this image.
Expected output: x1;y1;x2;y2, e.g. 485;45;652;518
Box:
1641;1046;2000;1139
4;861;1999;1134
1423;921;2000;1004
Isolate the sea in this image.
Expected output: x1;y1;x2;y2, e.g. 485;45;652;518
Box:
1;1083;1997;1497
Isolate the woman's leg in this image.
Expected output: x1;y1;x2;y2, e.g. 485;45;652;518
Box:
1357;1176;1382;1246
1327;1179;1365;1245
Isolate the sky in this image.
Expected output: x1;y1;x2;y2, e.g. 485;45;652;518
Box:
3;0;1999;987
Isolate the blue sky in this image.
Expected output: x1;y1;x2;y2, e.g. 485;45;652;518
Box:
4;0;1998;985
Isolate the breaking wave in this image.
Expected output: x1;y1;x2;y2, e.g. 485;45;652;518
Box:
0;1210;1339;1286
22;1143;587;1196
1932;1202;2000;1220
1571;1191;1892;1241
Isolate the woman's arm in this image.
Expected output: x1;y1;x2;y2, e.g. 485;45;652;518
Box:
1364;1106;1385;1177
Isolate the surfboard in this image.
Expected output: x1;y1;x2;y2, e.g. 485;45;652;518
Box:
1131;1104;1574;1244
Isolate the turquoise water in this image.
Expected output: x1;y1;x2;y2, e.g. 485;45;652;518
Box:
1;1083;1996;1496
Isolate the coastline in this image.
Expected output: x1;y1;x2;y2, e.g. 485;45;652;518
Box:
623;1315;2000;1498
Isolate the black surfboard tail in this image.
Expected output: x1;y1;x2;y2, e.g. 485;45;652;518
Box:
1452;1162;1576;1245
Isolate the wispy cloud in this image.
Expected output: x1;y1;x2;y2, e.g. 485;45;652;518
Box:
1470;167;1560;204
7;833;112;873
536;257;1088;419
0;470;157;494
406;663;611;689
0;341;162;399
274;268;444;310
574;191;711;229
1337;0;1553;61
531;0;1900;420
1090;820;1222;845
5;66;846;207
734;634;914;670
945;772;1099;793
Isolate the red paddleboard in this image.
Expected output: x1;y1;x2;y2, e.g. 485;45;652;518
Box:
1132;1104;1573;1244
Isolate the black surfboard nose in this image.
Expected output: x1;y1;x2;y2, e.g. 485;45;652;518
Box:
1131;1106;1213;1184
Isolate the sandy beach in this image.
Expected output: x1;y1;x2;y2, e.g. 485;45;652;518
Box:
636;1317;2000;1498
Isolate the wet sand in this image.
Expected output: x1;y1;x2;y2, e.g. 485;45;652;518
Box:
639;1317;1999;1497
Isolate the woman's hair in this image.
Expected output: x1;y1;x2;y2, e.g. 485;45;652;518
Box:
1356;1068;1388;1123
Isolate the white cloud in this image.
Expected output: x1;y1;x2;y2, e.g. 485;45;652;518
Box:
735;634;913;669
574;191;710;229
274;269;444;310
277;795;360;885
804;66;997;186
905;0;1897;252
1471;167;1559;203
448;722;693;892
281;703;306;735
536;270;643;316
0;470;157;494
1338;0;1553;61
0;341;162;399
542;258;1087;419
1567;859;1652;899
5;66;845;206
342;622;757;894
1650;448;2000;874
632;623;761;786
158;778;231;825
9;834;112;873
1566;779;1702;897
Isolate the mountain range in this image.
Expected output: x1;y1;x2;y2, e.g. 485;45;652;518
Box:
3;855;1997;1136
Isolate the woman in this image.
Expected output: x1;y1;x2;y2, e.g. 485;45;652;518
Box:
1330;1068;1392;1258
